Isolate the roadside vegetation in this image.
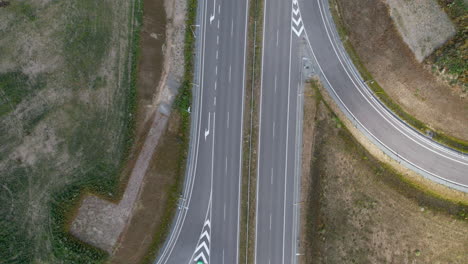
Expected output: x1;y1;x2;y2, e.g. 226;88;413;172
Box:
431;0;467;89
328;0;468;153
301;81;468;264
138;0;197;263
239;0;264;263
0;0;141;262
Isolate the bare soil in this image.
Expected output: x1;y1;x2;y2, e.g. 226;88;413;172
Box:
333;0;468;140
300;83;468;264
109;113;183;264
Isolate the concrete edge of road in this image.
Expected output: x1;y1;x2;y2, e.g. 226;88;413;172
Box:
300;0;468;197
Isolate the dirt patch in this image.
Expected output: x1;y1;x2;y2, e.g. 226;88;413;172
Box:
332;0;468;141
385;0;456;62
300;82;468;264
109;113;183;264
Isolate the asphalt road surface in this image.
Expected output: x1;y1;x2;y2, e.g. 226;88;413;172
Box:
155;0;248;263
300;0;467;191
255;0;303;263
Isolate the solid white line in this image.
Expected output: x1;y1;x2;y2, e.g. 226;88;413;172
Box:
158;0;209;261
282;2;294;263
302;0;467;190
237;0;250;263
255;0;268;262
314;0;467;166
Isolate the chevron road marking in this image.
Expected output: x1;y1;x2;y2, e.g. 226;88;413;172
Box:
193;218;211;263
292;0;304;37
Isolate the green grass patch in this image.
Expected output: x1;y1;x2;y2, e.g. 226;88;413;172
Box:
329;0;468;153
0;71;46;116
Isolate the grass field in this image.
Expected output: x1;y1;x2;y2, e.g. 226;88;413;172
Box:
0;0;140;262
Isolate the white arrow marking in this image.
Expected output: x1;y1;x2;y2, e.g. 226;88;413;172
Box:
205;113;211;140
293;0;298;4
195;252;208;264
195;241;209;254
210;14;215;24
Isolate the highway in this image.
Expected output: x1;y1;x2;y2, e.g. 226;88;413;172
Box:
255;0;303;263
155;0;248;263
156;0;467;263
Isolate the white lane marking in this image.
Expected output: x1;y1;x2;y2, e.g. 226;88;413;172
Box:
255;0;268;262
311;0;468;174
272;121;275;139
216;65;218;75
158;0;209;261
223;203;226;221
274;75;277;93
217;35;219;44
217;19;220;29
204;112;211;141
292;0;304;37
269;214;272;230
282;2;295;262
225;156;228;175
216;50;219;60
229;65;232;83
270;168;273;185
276;30;279;46
215;81;217;90
218;3;221;14
210;0;217;24
227;112;230;128
214;96;216;106
231;20;234;37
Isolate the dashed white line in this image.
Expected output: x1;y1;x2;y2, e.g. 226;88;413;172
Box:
273;121;275;139
227;112;230;128
269;214;272;230
271;168;273;185
229;65;232;83
215;66;218;75
223;203;226;221
217;20;220;29
214;81;217;90
276;30;279;46
214;96;216;106
217;35;219;44
274;75;277;93
216;50;218;60
231;20;234;37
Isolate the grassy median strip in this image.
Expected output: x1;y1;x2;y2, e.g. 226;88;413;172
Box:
239;0;264;263
138;0;197;263
328;0;468;153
